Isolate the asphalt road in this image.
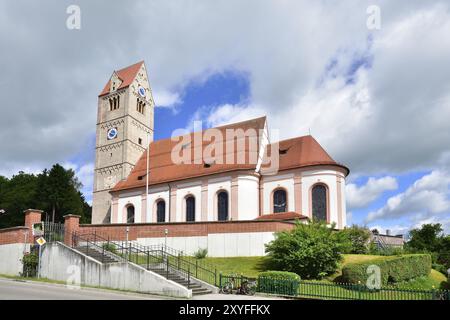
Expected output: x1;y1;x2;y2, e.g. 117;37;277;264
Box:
0;278;167;300
0;278;283;300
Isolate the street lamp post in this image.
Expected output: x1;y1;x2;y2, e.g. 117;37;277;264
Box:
164;228;168;251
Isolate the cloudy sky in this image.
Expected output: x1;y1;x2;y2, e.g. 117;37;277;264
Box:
0;0;449;234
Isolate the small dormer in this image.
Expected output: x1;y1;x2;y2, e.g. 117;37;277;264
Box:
110;72;123;93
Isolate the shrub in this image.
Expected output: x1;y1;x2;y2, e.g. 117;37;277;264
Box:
432;263;447;276
339;225;371;254
341;254;431;286
369;243;405;256
265;220;346;279
20;252;39;277
102;243;117;254
258;271;300;296
194;248;208;259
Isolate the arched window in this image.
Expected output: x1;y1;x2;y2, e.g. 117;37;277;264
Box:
273;189;287;213
312;184;327;222
217;191;228;221
186;196;195;222
126;205;135;223
156;200;165;223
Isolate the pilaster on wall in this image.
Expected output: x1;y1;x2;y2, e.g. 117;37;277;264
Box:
231;176;239;220
24;209;42;244
201;181;208;221
169;185;177;222
294;173;302;214
64;215;81;246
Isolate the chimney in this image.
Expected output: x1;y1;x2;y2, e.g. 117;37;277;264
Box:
386;229;391;236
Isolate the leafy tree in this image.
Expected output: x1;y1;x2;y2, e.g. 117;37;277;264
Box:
0;164;91;228
339;225;372;254
36;164;84;223
406;223;443;252
265;220;346;279
406;223;449;270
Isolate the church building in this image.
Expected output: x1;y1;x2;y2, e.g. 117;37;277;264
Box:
92;61;349;234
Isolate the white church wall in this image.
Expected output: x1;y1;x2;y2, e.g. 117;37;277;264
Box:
147;185;170;223
301;169;345;227
176;181;202;222
117;191;142;223
207;176;232;221
237;175;259;220
262;173;295;214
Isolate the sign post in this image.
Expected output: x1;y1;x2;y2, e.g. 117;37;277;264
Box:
35;237;46;279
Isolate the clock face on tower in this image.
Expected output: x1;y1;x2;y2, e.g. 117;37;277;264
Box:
107;127;118;140
138;85;146;98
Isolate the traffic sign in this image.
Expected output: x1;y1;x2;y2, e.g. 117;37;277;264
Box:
36;237;46;246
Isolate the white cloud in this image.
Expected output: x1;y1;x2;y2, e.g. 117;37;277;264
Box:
365;170;450;223
152;89;182;109
346;176;398;210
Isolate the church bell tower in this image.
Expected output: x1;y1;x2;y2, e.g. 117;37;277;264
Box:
92;61;154;224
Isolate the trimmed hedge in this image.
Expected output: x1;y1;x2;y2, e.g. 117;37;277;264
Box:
341;254;431;286
258;271;300;296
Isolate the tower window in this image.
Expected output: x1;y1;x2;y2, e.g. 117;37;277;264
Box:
136;98;145;114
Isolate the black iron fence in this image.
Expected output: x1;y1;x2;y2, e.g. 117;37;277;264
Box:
251;276;450;300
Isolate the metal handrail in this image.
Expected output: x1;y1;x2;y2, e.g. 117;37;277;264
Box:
74;231;219;286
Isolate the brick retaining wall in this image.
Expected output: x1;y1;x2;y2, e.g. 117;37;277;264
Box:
78;220;296;241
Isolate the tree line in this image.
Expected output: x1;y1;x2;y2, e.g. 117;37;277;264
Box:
0;164;91;228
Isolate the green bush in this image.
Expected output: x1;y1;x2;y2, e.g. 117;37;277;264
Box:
265;220;346;279
341;254;431;286
194;248;208;259
20;252;39;277
339;225;371;254
432;263;447;276
258;271;300;296
369;243;405;256
102;243;117;254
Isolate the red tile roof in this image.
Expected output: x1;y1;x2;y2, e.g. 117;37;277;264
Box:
266;135;350;175
255;212;309;221
111;116;349;193
99;61;144;97
112;116;267;192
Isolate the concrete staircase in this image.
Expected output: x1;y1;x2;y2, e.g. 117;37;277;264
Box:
73;243;213;296
146;264;213;296
74;246;121;264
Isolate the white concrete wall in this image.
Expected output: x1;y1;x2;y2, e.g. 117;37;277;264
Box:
262;173;295;214
237;175;259;220
0;243;29;276
40;242;191;298
137;231;275;257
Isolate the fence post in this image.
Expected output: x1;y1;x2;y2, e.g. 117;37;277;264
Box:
196;260;198;278
214;269;217;287
219;273;222;288
358;281;362;300
188;264;191;289
166;255;169;279
147;250;150;269
178;253;181;270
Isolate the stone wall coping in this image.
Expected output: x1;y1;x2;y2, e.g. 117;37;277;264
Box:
63;214;82;219
23;209;44;213
80;219;294;228
0;226;29;233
